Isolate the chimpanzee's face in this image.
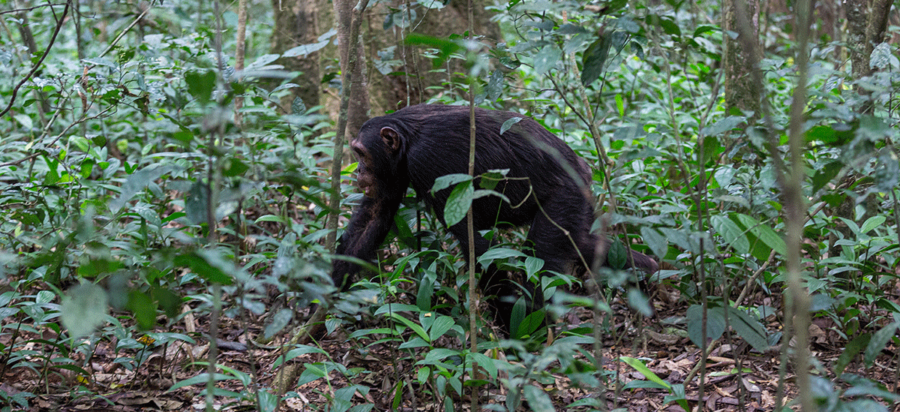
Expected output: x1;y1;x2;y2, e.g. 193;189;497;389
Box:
351;139;377;198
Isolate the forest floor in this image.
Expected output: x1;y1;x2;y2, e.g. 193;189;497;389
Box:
6;286;884;412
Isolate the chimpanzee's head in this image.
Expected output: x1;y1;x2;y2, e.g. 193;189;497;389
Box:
351;123;404;199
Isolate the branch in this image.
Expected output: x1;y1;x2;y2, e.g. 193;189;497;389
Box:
0;0;71;118
0;3;66;16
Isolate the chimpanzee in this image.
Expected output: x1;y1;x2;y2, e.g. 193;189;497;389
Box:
332;104;658;332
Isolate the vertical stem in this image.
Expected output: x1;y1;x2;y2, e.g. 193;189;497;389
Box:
698;239;707;404
325;0;371;253
785;0;814;410
233;0;249;129
467;1;479;410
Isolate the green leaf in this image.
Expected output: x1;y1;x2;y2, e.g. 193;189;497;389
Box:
700;116;744;136
478;248;527;269
126;290;156;330
733;214;786;257
619;357;672;389
417;367;430;385
500;116;523;135
283;40;329;58
524;256;544;280
865;321;900;367
173;252;232;284
468;352;498;379
61;283;109;339
418;348;461;365
533;45;561;76
443;181;473;228
486;69;504;101
431;174;471;194
711;215;750;254
429;316;454;341
514;310;544;339
223;158;249;177
581;35;611;86
510;298;526;338
725;306;768;352
374;303;421;315
686;305;725;348
812;161;843;194
14;114;33;130
627;289;653;317
523;386;554;412
264;309;293;339
640;227;669;260
405;34;462;68
185;70;216;104
860;216;886;234
607;240;627;269
416;277;433;311
615;94;625;118
167;373;232;392
834;333;870;376
387;312;429;342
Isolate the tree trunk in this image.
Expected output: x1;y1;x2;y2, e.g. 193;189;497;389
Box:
334;0;371;138
234;0;249;128
269;0;321;113
723;0;760;120
357;0;501;115
845;0;892;113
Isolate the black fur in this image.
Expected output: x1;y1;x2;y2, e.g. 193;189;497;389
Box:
332;104;658;331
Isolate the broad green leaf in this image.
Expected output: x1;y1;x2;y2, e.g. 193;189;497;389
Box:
524;256;544;280
700;116;744;137
533;45;561;76
417;367;430;385
510;298;526;338
418;348;461;365
640;227;669;260
477;248;527;267
468;352;498;379
264;309;293;339
61;283;109;339
283;40;329;57
686;305;725;348
607;240;627;269
860;216;886;234
627;289;652;317
581;35;611;86
431;174;471;194
514;310;544;338
443;181;473;228
711;215;749;254
812;161;842;194
429;316;454;341
167;373;232;392
734;214;786;257
126;290;156;330
185;70;216;104
726;307;768;352
835;333;871;376
865;321;900;367
523;385;554;412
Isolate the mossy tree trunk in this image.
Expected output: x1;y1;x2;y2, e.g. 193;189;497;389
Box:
269;0;322;113
723;0;761;121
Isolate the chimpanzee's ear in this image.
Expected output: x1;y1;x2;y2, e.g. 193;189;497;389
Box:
380;127;401;152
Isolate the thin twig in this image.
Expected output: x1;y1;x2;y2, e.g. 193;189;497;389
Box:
0;1;70;118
